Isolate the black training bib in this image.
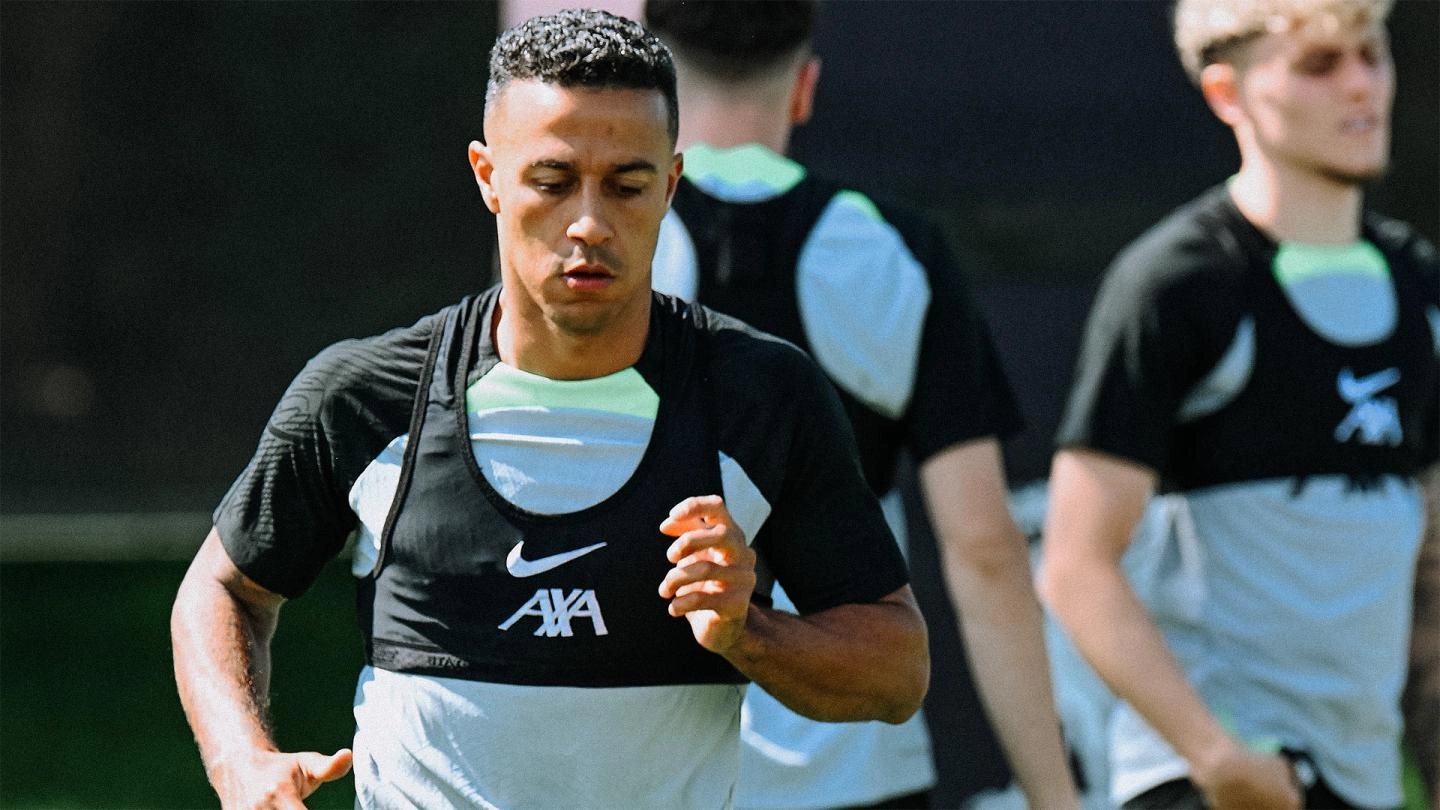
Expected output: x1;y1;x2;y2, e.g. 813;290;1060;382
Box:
359;291;744;687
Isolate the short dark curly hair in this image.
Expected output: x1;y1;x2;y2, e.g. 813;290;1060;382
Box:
486;8;678;144
644;0;820;82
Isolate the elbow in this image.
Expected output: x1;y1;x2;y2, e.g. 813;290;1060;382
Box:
828;609;930;725
878;702;922;726
1035;551;1066;616
1036;542;1090;632
879;615;930;724
944;523;1032;585
879;675;928;725
828;643;926;725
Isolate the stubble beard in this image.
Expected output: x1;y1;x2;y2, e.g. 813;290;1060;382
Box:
1319;164;1382;188
548;291;645;340
1315;157;1390;188
550;308;616;338
1306;132;1391;188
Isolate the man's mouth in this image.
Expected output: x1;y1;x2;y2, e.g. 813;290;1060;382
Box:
1340;115;1379;134
562;264;615;290
564;265;613;280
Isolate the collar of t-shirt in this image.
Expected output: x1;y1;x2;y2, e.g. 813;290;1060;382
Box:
682;142;806;203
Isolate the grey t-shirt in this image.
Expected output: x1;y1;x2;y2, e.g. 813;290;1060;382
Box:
1058;185;1440;806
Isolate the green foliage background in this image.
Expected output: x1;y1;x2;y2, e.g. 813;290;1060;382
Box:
1;560;362;808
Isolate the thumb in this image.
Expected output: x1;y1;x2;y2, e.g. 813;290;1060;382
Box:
297;748;353;791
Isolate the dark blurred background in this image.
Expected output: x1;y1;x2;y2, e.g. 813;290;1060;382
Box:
2;1;1435;807
2;2;497;514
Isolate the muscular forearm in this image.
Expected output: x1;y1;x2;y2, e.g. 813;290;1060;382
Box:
173;531;353;806
659;497;928;724
724;588;929;724
171;531;282;779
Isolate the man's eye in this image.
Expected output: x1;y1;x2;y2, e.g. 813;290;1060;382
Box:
613;185;645;197
1296;52;1340;75
532;178;572;194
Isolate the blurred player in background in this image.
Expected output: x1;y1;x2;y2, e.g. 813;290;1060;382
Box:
1041;0;1439;806
644;2;1080;808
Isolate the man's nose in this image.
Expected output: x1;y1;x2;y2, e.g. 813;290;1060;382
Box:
566;191;614;245
1339;53;1387;98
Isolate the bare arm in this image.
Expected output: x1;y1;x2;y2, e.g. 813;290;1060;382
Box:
1404;463;1440;806
171;529;351;809
920;438;1079;809
658;495;929;724
1038;449;1299;810
724;587;928;724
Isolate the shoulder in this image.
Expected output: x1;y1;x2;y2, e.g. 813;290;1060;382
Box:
1365;211;1439;262
807;183;950;272
654;295;838;484
804;188;947;304
655;294;834;418
799;185;962;316
267;308;444;442
1099;187;1250;316
1365;211;1440;288
676;296;818;379
803;185;915;259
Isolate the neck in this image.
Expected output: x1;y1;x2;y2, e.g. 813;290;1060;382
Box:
674;73;794;154
1228;158;1366;244
492;295;650;381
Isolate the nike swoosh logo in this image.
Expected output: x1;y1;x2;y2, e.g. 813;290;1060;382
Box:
1337;367;1400;402
505;541;608;578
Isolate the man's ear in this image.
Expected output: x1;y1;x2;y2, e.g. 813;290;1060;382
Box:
1200;62;1244;127
789;56;821;126
468;140;500;214
664;152;683;206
